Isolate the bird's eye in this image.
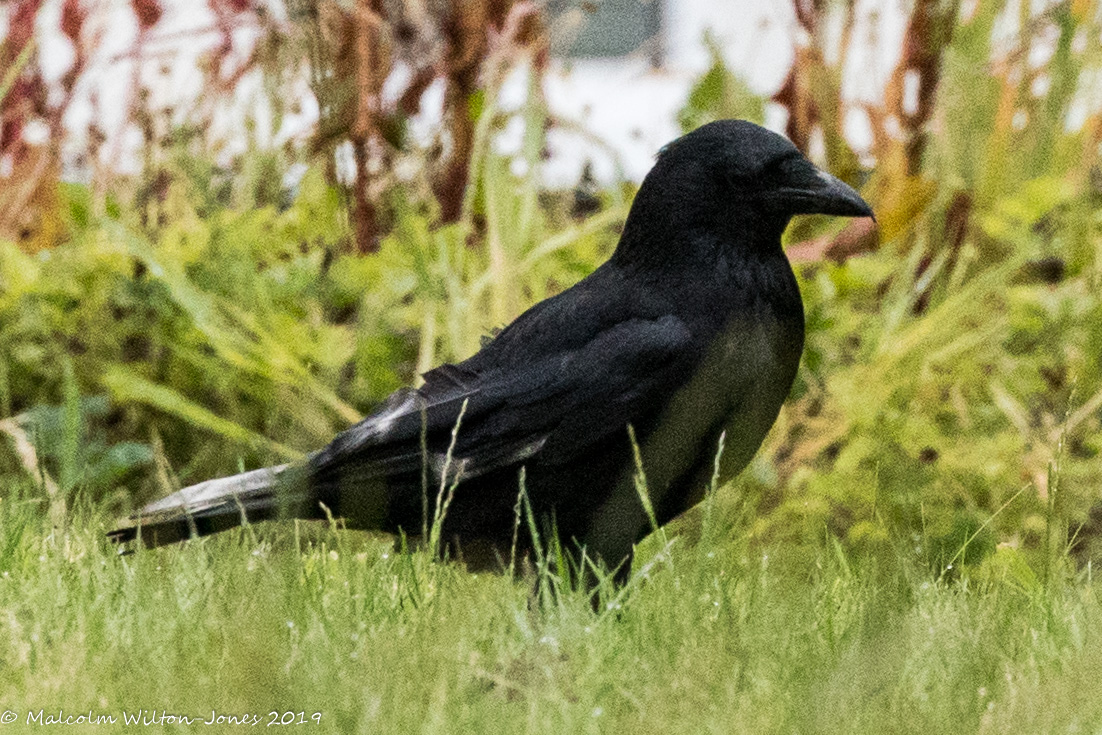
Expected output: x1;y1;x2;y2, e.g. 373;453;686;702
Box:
756;153;802;185
724;152;802;192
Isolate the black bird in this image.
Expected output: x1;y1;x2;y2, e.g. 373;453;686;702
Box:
109;120;873;579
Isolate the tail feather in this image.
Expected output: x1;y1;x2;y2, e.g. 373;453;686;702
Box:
108;464;311;547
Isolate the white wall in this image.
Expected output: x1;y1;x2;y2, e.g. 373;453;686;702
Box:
537;0;907;184
19;0;909;185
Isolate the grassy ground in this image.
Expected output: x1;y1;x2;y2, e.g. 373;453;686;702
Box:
1;487;1100;735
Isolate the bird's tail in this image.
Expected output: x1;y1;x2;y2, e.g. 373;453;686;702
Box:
107;464;313;547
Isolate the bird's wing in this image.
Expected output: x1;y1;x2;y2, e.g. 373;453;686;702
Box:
458;313;694;467
309;313;693;483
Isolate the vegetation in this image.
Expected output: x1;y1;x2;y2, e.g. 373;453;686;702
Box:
3;489;1102;733
0;0;1101;730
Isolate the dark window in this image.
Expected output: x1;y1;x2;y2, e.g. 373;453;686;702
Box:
548;0;663;59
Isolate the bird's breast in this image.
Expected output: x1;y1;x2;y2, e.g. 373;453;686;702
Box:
578;303;803;563
644;307;801;496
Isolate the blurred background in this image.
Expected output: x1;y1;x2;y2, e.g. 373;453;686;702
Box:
1;0;1101;580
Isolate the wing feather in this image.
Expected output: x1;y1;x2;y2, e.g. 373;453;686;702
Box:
309;314;693;485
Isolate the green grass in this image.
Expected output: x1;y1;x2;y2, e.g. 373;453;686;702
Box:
2;489;1101;734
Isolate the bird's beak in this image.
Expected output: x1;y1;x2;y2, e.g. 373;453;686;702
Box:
767;160;875;220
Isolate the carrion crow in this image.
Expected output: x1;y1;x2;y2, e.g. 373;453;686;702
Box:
109;120;874;579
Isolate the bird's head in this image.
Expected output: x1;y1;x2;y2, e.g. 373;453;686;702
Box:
616;120;873;265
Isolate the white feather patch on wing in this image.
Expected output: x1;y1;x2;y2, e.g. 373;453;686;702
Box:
370;390;420;438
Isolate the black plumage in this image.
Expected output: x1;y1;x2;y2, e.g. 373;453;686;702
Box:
109;120;873;578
